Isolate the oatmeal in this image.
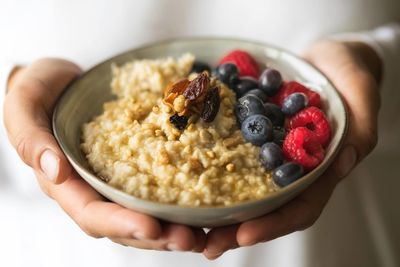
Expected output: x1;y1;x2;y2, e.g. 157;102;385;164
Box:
81;54;276;207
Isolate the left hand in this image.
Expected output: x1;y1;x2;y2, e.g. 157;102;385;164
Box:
203;40;382;259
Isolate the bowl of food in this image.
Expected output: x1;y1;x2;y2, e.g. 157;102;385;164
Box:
53;38;347;227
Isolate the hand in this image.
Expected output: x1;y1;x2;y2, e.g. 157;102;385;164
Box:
3;58;206;252
203;40;382;259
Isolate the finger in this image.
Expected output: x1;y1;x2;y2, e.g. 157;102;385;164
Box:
38;171;162;240
159;224;204;251
203;224;239;259
192;227;207;252
236;169;337;246
110;226;207;252
4;58;82;184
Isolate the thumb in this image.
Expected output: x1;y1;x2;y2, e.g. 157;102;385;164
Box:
4;58;82;184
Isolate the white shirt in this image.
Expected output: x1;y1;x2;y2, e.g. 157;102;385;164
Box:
0;1;399;267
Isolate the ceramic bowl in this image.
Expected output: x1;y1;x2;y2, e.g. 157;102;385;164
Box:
53;38;347;227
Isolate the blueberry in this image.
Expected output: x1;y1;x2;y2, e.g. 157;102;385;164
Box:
191;61;211;74
211;67;219;78
259;142;284;170
281;93;308;116
235;95;265;124
217;63;239;85
259;68;282;96
272;162;304;187
246;88;268;102
264;103;285;126
241;114;273;146
272;126;286;146
232;77;259;97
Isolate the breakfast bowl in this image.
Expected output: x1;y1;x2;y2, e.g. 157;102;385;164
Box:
53;38;347;227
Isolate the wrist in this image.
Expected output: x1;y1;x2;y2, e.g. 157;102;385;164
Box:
342;41;383;85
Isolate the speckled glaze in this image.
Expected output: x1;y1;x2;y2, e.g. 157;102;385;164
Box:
53;38;348;227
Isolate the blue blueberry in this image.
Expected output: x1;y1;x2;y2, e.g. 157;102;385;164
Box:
272;162;304;187
272;126;286;146
217;63;239;85
246;88;268;102
264;103;285;126
191;61;211;74
259;142;284;171
259;68;282;96
241;114;273;146
232;77;259;97
281;93;308;116
235;95;265;124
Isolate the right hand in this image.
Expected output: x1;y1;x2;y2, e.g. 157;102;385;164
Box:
3;58;206;252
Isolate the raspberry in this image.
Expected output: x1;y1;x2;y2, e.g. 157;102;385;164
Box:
287;106;331;147
269;81;321;108
283;127;325;171
219;50;260;79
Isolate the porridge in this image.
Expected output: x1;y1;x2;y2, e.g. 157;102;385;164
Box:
81;54;276;207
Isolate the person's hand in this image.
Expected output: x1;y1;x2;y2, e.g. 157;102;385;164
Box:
203;40;382;259
3;58;206;252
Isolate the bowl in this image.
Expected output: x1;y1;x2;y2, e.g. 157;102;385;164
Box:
53;38;347;227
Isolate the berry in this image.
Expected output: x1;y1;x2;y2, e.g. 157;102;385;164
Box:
283;127;325;171
270;81;321;108
264;103;285;127
272;126;286;146
217;63;239;85
259;68;282;96
219;50;260;79
232;77;259;97
287;106;331;147
259;142;284;171
235;94;265;124
273;162;304;187
281;93;308;116
246;88;268;102
191;61;211;74
241;115;273;146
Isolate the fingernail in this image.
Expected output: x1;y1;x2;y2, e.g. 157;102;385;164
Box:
166;243;181;251
336;145;357;178
132;231;146;240
40;150;60;182
205;249;223;259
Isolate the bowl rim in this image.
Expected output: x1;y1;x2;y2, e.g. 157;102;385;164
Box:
53;36;348;212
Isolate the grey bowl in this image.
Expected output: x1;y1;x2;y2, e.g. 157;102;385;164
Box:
53;38;347;227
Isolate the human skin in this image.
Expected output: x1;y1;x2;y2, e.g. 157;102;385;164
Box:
3;40;381;256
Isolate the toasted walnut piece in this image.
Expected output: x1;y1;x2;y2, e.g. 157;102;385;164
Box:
154;129;164;137
173;95;186;113
152;106;160;114
226;163;235;172
157;150;170;165
189;158;203;171
206;151;215;158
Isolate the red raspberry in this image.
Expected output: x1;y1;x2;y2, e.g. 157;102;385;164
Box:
219;50;260;79
287;106;331;147
270;81;321;108
283;127;325;171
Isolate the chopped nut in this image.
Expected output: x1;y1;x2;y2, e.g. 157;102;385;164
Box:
163;105;172;113
154;129;164;136
173;95;186;113
206;151;215;158
187;124;195;131
152;106;160;114
157;150;170;164
189;158;202;171
226;163;235;172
